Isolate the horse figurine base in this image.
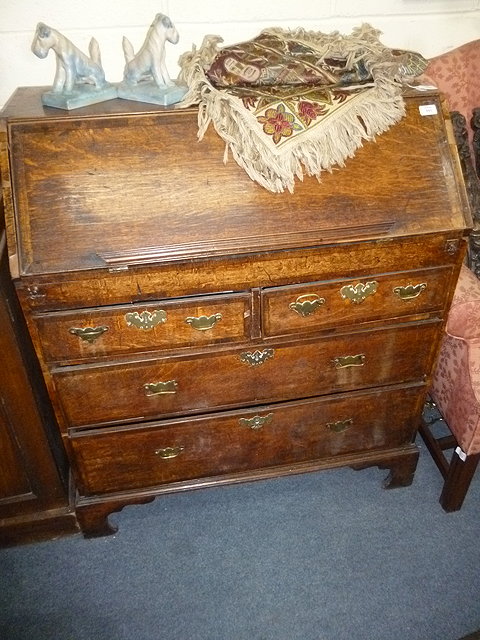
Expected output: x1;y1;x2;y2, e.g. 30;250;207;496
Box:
117;79;186;106
41;84;118;110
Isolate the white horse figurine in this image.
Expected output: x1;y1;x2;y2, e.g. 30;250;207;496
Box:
32;22;106;93
122;13;179;87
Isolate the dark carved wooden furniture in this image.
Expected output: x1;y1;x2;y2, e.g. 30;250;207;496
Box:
0;222;78;546
0;87;470;537
451;109;480;273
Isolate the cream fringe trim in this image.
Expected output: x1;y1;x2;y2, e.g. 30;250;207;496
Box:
178;24;406;193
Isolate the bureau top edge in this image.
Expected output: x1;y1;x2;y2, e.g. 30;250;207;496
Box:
0;85;440;123
0;86;197;123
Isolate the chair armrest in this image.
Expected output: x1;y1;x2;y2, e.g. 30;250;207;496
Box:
447;265;480;340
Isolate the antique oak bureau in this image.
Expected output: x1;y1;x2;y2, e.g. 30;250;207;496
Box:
0;87;470;537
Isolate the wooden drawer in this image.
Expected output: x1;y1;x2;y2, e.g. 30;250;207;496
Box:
35;292;252;363
262;267;452;337
52;322;440;428
70;383;424;495
17;235;464;313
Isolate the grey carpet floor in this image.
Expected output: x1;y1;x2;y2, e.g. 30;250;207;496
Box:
1;437;479;640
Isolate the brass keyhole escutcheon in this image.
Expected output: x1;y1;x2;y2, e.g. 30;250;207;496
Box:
125;309;167;330
340;281;378;304
239;413;274;430
240;349;275;367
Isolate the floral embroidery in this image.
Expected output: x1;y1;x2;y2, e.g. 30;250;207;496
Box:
297;100;328;125
257;104;301;144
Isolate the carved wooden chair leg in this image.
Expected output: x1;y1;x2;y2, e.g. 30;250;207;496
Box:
440;450;480;512
418;416;454;478
420;404;480;512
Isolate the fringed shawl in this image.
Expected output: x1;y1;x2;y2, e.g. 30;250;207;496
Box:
178;24;427;193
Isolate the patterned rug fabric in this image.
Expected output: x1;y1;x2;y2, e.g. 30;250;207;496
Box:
178;24;427;193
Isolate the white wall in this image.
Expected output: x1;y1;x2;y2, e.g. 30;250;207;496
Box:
1;0;479;108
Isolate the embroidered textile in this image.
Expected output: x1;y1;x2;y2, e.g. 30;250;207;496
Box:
178;24;427;193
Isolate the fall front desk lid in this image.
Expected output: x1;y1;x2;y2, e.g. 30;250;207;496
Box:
1;88;469;276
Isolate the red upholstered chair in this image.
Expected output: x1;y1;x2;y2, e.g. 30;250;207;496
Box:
419;39;480;511
425;39;480;147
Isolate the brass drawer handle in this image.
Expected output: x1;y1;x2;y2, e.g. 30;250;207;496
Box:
340;281;378;304
332;354;366;368
326;419;353;433
185;313;222;331
125;309;167;330
289;293;326;317
239;413;274;430
240;348;275;367
144;380;178;396
393;283;427;300
155;446;184;459
69;326;109;344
